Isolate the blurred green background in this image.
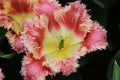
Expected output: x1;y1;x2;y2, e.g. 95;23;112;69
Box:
0;0;120;80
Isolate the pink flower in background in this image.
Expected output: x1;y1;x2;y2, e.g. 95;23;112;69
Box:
0;0;38;34
8;0;35;14
0;13;13;29
0;0;3;10
0;69;4;80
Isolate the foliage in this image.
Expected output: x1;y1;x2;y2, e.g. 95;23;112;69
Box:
113;61;120;80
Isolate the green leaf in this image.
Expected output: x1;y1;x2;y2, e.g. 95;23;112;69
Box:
113;61;120;80
92;0;105;8
107;50;120;80
0;52;16;59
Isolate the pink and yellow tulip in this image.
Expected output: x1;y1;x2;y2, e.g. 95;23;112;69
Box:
0;0;108;80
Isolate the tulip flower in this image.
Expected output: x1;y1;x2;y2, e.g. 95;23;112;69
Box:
0;0;108;80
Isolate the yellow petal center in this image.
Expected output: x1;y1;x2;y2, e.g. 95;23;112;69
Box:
42;27;83;61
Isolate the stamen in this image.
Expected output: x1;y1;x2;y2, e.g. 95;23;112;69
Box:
59;36;64;49
59;39;64;49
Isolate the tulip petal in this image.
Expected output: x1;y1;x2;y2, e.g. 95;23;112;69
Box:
34;0;61;31
83;22;108;52
21;54;53;80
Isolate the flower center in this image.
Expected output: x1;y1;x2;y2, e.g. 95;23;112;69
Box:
42;27;82;61
59;36;64;49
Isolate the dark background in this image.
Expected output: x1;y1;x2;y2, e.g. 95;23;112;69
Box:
0;0;120;80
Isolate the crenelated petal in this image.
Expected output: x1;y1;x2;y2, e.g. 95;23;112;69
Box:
21;53;53;80
43;52;80;76
34;0;61;31
6;31;25;53
83;22;108;52
59;57;79;76
55;1;92;38
21;16;47;59
0;13;13;29
0;13;24;34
